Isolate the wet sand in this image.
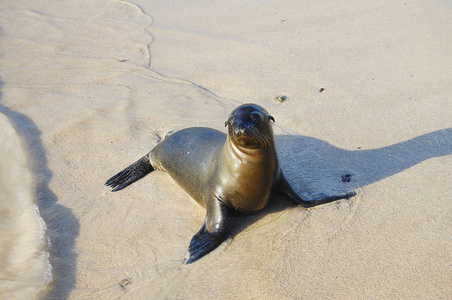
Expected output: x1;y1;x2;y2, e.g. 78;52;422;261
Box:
0;0;451;299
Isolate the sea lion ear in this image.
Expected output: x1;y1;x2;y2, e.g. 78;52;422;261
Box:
225;116;235;127
269;116;275;123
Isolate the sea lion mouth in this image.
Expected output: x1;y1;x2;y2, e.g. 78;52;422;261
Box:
232;128;272;149
235;134;256;146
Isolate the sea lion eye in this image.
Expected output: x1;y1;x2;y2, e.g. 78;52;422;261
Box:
250;112;264;124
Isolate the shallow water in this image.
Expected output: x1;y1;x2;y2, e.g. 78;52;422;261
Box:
0;113;51;298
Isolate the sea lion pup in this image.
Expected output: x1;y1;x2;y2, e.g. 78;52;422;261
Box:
106;104;354;263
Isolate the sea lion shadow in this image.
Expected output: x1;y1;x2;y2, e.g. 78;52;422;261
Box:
228;128;452;237
0;80;80;298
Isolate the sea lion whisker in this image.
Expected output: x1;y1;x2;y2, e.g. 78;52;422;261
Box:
252;131;271;147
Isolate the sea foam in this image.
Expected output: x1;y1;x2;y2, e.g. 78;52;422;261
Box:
0;112;51;299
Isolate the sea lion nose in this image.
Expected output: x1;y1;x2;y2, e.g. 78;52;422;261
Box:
234;123;245;136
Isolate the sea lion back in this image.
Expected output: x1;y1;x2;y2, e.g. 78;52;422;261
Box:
149;127;225;206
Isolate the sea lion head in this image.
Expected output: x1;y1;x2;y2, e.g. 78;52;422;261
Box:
225;104;275;149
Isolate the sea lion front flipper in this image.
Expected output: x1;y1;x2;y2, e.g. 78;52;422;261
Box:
275;172;355;208
105;155;154;192
186;198;229;264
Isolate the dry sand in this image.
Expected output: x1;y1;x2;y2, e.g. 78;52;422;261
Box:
0;0;451;299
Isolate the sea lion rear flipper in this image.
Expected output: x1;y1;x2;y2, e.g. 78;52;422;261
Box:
105;155;154;192
275;172;355;208
186;198;229;264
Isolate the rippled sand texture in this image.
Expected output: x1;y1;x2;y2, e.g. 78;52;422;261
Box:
0;0;451;299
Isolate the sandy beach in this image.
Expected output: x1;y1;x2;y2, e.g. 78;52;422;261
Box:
0;0;451;299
